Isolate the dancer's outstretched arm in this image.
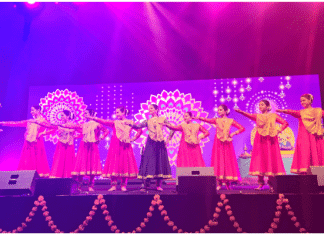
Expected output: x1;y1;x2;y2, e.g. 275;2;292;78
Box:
130;120;147;129
198;117;216;125
89;116;114;127
234;109;257;121
0;120;29;127
276;109;300;118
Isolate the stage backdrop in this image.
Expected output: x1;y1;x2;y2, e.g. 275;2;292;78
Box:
0;75;321;178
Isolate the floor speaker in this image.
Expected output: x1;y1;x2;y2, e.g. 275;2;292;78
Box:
177;176;216;195
273;175;319;194
176;167;214;185
34;178;79;196
0;170;39;196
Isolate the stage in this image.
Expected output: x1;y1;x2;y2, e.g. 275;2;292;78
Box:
0;182;322;233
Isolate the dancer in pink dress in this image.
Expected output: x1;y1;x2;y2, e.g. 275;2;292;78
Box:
0;105;50;177
88;106;142;192
235;100;288;192
36;110;79;178
277;94;324;174
197;105;245;190
61;109;109;191
164;111;209;167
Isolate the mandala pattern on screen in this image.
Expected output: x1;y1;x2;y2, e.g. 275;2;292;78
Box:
39;89;87;144
133;89;211;167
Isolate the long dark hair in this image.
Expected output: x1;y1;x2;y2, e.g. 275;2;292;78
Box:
219;104;230;115
301;94;314;104
32;105;42;112
260;99;271;111
186;111;193;117
63;110;74;120
116;106;129;116
150;104;159;116
86;108;95;117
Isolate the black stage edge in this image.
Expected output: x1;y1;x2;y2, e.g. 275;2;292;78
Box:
0;185;323;233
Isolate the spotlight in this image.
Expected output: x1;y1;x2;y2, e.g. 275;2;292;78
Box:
24;2;41;9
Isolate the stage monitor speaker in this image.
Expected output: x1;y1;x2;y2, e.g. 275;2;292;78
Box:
310;166;324;186
176;167;214;185
177;176;216;195
273;175;319;194
310;166;324;192
34;178;79;196
0;170;39;196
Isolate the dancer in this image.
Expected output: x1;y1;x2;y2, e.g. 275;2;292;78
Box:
0;105;50;177
35;110;79;178
235;100;288;192
164;111;209;167
277;94;324;174
61;109;109;191
130;104;174;191
197;105;245;190
88;106;142;191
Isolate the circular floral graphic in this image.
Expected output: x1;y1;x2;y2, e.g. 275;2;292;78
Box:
39;89;87;144
133;89;211;167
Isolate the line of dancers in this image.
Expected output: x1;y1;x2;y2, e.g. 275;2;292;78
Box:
1;93;324;193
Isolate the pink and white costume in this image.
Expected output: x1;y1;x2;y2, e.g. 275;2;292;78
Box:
1;116;50;177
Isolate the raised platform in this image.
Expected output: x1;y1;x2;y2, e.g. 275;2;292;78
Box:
0;183;323;233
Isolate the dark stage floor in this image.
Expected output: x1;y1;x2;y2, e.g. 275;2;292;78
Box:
0;179;323;233
79;184;275;195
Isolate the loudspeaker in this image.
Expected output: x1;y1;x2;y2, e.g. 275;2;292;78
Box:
310;166;324;192
34;178;79;196
273;175;319;194
310;166;324;186
178;176;216;195
0;170;39;196
176;167;214;185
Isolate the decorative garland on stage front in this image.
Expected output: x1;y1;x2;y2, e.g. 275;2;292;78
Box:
0;194;308;233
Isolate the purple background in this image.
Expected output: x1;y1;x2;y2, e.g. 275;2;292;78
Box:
0;74;319;177
1;2;324;178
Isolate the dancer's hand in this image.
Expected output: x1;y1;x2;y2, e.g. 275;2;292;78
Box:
229;133;235;138
234;109;242;113
37;131;46;138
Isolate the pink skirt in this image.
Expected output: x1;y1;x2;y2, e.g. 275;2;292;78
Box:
71;141;102;176
211;137;241;181
177;137;206;167
50;142;75;178
102;135;138;178
18;139;50;177
249;132;286;176
291;122;324;174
